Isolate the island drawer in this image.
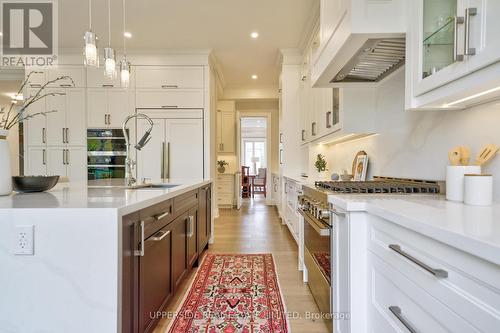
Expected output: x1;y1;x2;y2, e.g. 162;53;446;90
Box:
368;215;500;332
140;199;173;238
173;189;198;216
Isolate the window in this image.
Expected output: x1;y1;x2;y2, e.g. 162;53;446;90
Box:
242;139;266;175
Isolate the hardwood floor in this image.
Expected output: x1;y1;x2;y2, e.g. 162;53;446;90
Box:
154;198;330;333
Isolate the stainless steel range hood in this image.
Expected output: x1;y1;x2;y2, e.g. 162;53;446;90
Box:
331;38;405;83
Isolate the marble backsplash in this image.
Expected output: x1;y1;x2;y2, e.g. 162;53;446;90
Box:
318;71;500;201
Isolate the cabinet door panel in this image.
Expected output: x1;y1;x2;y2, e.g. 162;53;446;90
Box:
87;89;107;128
65;88;86;146
171;213;188;290
86;67;121;88
25;88;47;146
47;66;86;87
66;147;87;182
45;89;66;146
26;147;47;176
165;119;204;179
140;226;173;333
107;89;131;128
136;89;204;109
135;66;204;89
137;119;165;182
219;111;235;153
197;187;208;251
46;147;66;177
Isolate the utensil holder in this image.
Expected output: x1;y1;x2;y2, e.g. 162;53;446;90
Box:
464;174;493;206
446;166;481;202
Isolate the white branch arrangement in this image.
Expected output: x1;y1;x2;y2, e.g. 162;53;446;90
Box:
0;71;75;131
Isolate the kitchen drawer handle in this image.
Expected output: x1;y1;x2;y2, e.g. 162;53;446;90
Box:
388;244;448;278
102;84;114;88
30;83;42;88
311;122;317;136
149;230;171;242
161;84;178;89
154;211;170;221
301;129;305;142
161;105;178;109
388;306;418;333
134;221;145;257
42;128;46;143
453;16;465;61
464;8;477;56
59;84;73;87
187;215;195;238
326;111;332;128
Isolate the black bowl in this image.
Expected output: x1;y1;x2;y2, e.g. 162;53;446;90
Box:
12;176;60;193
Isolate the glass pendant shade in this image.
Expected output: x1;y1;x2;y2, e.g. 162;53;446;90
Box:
83;31;98;67
103;47;116;79
120;59;131;88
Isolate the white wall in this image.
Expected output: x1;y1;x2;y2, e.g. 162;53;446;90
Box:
320;70;500;201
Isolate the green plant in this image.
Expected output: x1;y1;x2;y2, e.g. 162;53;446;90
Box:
217;160;229;168
315;154;328;173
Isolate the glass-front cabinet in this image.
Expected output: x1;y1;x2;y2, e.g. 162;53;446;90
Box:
408;0;500;108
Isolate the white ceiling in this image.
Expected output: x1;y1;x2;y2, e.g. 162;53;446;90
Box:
57;0;317;88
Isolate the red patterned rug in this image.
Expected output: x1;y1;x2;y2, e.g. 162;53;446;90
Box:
167;253;289;333
312;252;331;283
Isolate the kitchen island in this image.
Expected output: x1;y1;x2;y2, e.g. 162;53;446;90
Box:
0;179;212;333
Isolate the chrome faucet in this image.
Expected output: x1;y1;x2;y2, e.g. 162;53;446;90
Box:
122;113;154;187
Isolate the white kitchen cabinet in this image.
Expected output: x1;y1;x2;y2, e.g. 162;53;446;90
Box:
87;88;130;128
47;66;86;87
299;77;312;144
216;101;235;154
26;147;47;176
25;88;47;146
406;0;500;109
45;147;87;182
135;66;204;89
216;174;235;207
86;67;122;88
45;88;86;146
135;89;204;109
137;116;204;181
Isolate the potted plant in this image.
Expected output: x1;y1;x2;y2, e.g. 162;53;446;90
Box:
315;154;328;178
0;72;74;195
217;160;229;174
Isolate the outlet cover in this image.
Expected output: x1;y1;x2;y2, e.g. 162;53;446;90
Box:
12;225;34;255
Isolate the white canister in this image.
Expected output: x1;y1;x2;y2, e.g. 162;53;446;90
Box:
464;174;493;206
446;165;481;202
0;129;13;196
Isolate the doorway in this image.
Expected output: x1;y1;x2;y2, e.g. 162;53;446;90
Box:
240;117;268;175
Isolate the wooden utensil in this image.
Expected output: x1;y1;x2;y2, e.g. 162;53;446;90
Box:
474;144;499;166
459;146;471;166
448;147;461;166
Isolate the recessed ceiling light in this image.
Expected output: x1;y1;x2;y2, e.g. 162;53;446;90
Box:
124;32;132;38
250;32;259;39
251;75;258;80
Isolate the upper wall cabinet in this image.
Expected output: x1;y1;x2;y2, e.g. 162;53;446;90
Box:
312;0;407;87
25;66;86;87
135;66;204;89
216;101;236;154
406;0;500;109
87;67;123;88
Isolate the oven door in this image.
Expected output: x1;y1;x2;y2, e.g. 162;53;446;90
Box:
300;209;332;317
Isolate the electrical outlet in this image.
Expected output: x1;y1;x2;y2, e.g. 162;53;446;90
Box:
13;225;34;255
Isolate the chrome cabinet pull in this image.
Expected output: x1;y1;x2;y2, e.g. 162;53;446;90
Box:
326;111;332;128
161;84;178;89
161;105;178;109
154;211;170;221
59;84;72;87
134;221;145;256
62;149;66;165
65;128;69;143
149;230;171;242
187;216;195;238
301;129;306;142
166;142;170;179
161;142;166;180
389;306;418;333
102;84;114;88
42;128;46;143
388;244;448;278
62;128;65;143
66;149;70;165
311;122;317;136
453;16;465;61
30;83;41;88
42;149;46;165
107;115;111;125
464;8;477;56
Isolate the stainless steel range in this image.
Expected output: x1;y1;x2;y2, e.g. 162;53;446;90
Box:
298;177;442;329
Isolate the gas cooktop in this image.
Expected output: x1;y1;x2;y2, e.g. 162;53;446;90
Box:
314;176;442;194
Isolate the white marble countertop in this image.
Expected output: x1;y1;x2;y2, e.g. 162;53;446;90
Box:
0;178;212;216
328;193;500;266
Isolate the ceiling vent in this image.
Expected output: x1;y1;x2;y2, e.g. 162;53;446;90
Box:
331;38;405;83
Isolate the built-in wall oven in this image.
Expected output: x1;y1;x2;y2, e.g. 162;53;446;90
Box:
87;129;128;180
298;186;333;329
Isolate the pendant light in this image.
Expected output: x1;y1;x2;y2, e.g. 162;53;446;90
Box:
104;0;117;79
120;0;131;87
83;0;98;67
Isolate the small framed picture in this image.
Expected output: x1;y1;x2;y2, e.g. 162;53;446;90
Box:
353;155;368;181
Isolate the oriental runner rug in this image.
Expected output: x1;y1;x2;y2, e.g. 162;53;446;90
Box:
167;253;289;333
